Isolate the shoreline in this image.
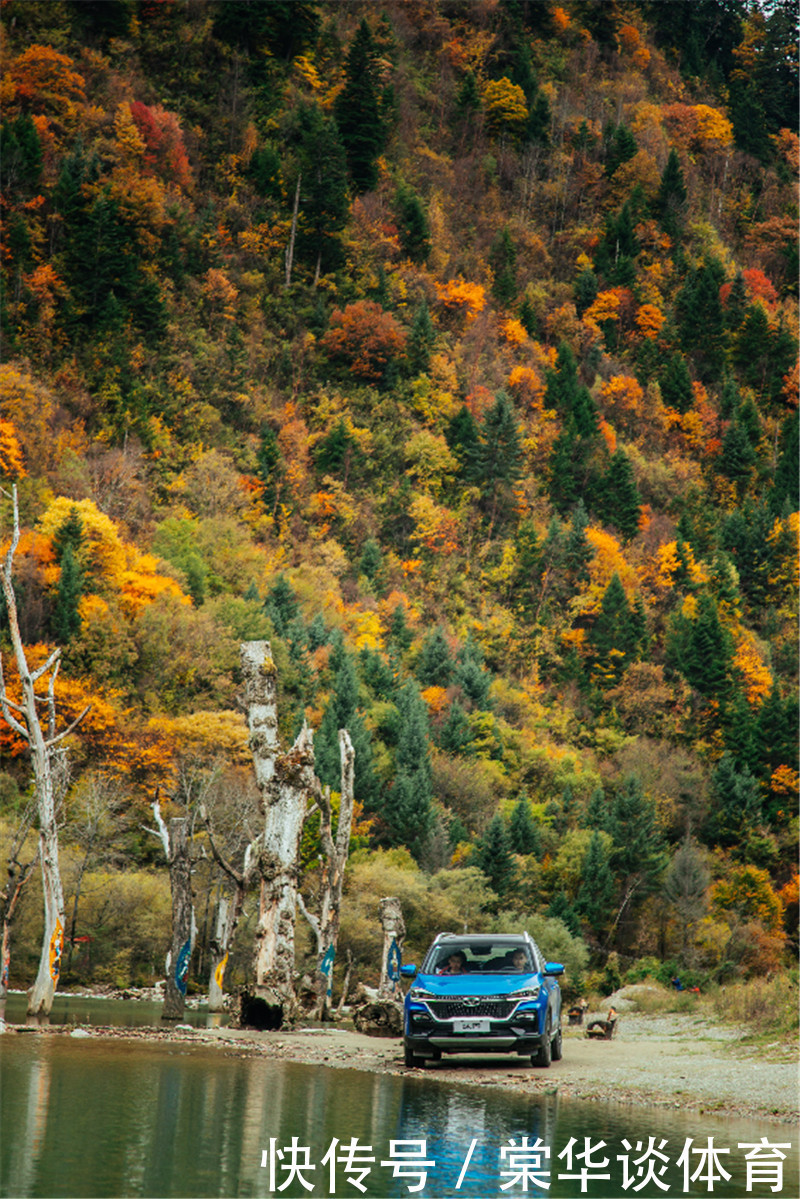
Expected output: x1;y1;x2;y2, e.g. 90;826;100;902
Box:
4;1005;797;1127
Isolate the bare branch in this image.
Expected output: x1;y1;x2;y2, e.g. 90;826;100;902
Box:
31;647;61;685
198;804;245;887
46;704;92;749
0;653;29;739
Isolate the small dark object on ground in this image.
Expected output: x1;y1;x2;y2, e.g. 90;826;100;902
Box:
568;998;588;1025
586;1007;618;1040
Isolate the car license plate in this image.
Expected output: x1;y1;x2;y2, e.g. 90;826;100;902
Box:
453;1017;490;1033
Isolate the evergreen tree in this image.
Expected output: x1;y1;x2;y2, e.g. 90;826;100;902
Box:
386;603;413;654
654;148;687;241
518;295;537;336
335;19;386;193
676;259;728;384
509;797;540;855
0;113;43;195
606;776;667;893
575;831;616;934
685;592;733;700
408;299;435;374
659;352;694;413
417;627;454;687
454;640;492;709
446;405;482;483
489;228;517;304
438;699;473;755
719;419;756;494
284;101;350;278
546;892;582;937
598;450;641;541
264;574;299;635
359;538;383;587
316;650;377;806
395;183;430;263
604;121;638;177
53;544;83;644
705;752;762;845
382;680;434;857
588;572;640;686
724;271;749;332
471;391;524;533
770;411;799;513
574;267;598;316
474;814;516;898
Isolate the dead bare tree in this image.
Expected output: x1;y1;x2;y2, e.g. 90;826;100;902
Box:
147;792;195;1021
0;484;89;1015
199;805;251;1012
0;799;39;1016
297;729;355;1019
240;640;319;1024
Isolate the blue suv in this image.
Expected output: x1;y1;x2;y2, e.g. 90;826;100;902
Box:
402;932;564;1068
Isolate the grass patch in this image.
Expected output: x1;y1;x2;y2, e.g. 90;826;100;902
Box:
708;973;799;1039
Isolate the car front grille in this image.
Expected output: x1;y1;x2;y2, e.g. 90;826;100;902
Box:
428;999;516;1020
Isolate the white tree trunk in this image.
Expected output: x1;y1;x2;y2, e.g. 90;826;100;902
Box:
299;729;355;1018
241;641;317;1016
1;485;88;1017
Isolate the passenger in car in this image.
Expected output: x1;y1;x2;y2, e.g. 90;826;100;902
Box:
436;950;467;974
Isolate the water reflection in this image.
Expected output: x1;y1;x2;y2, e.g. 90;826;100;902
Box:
2;991;228;1030
0;1034;795;1198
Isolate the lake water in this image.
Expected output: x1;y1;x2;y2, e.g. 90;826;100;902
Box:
1;1005;796;1199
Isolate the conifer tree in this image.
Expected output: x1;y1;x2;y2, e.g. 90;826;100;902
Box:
408;299;434;373
316;648;377;806
417;627;453;687
677;259;728;383
489;228;517;304
438;699;473;756
335;19;386;194
588;573;640;686
472;391;524;533
575;831;616;934
655;148;687;240
474;814;516;898
53;545;83;644
395;183;430;263
509;797;540;855
685;592;733;700
659;352;694;413
264;574;299;636
382;680;434;857
598;450;642;541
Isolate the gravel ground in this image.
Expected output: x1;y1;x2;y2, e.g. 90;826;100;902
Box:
10;1004;796;1126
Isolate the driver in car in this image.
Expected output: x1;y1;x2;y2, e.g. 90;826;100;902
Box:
436;950;467;974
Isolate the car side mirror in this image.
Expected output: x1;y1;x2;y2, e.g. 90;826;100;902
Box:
544;962;565;976
400;963;417;977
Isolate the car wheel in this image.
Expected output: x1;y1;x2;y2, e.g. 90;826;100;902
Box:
551;1021;563;1061
404;1042;423;1068
531;1010;552;1068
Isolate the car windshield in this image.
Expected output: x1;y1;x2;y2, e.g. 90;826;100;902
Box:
424;941;534;975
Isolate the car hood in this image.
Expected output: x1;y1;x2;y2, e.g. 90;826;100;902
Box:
411;972;540;998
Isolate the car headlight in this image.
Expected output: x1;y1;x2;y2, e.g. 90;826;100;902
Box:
513;987;541;1001
409;988;435;1001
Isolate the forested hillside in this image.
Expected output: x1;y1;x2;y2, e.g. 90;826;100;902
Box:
1;0;797;998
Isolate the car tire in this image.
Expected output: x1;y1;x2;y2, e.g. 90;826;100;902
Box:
531;1010;552;1068
551;1021;563;1061
404;1042;423;1068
